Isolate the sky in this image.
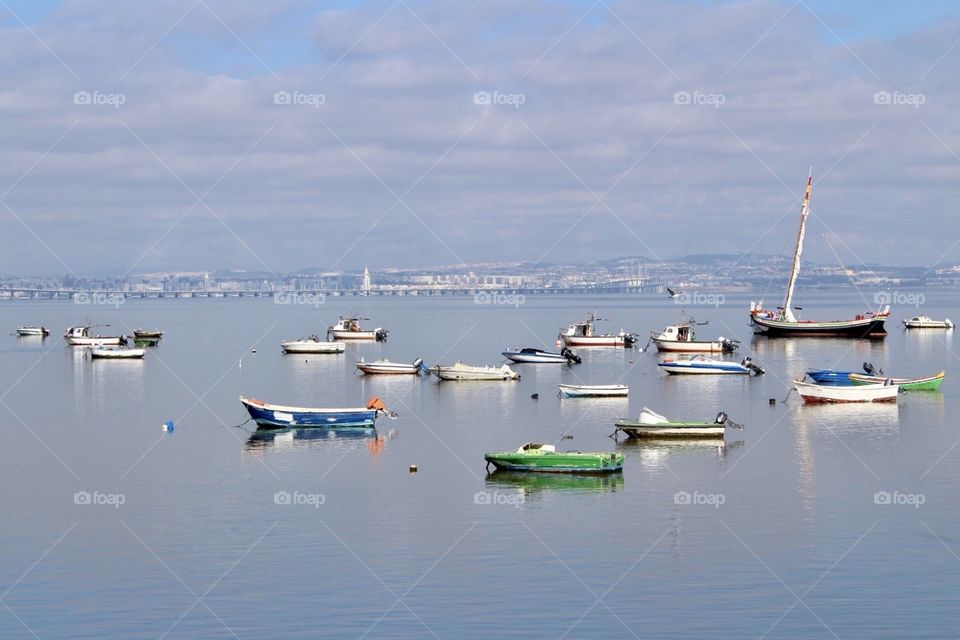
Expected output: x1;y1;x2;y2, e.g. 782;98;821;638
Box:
1;0;959;276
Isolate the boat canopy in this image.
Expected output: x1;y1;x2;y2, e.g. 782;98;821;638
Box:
518;443;555;452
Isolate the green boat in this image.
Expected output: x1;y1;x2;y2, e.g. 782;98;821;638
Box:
848;370;944;391
614;407;739;439
484;443;624;474
485;470;624;494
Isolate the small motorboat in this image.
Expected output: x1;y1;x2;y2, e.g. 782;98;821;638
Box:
484;442;624;474
501;347;581;364
133;329;164;340
327;315;388;341
239;395;395;430
429;361;520;381
63;325;127;346
356;358;425;375
657;355;765;375
650;318;738;353
89;346;146;359
16;326;49;337
849;370;945;391
558;312;637;347
614;407;739;439
281;336;345;354
557;384;628;398
805;369;855;385
793;379;898;403
903;316;954;329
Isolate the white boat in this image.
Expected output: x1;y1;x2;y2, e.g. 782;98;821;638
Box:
558;384;628;398
429;361;520;381
903;316;953;329
749;170;889;337
657;355;765;375
63;325;127;346
281;336;345;354
650;319;738;353
327;315;388;341
558;312;637;348
793;379;898;403
614;407;734;438
356;358;424;375
501;347;581;364
89;346;146;359
16;326;49;337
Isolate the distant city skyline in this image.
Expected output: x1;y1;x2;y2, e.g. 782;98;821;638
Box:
2;1;960;275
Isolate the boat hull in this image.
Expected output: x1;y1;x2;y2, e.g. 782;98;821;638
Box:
502;351;569;363
657;361;748;375
16;326;48;336
849;371;944;391
652;339;731;353
65;336;125;346
329;330;380;340
355;362;421;375
750;314;887;338
430;364;519;381
614;421;725;438
793;381;898;403
805;369;855;385
558;384;628;397
90;347;145;359
281;341;344;354
560;335;630;347
484;452;624;474
240;397;378;430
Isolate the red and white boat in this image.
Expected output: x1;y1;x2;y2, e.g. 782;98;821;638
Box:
558;313;637;348
793;379;898;403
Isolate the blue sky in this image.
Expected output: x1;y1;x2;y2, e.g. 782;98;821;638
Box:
1;1;959;274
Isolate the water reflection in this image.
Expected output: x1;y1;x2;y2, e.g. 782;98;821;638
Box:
793;401;900;436
617;438;744;471
903;327;953;355
245;426;392;453
484;470;624;497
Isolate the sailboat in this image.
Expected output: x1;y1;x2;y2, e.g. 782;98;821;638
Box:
749;170;889;338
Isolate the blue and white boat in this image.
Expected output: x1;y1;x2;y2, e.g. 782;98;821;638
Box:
805;369;855;385
240;396;393;430
658;355;765;375
502;347;581;364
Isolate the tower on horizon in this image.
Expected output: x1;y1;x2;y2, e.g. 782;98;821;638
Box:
362;267;371;293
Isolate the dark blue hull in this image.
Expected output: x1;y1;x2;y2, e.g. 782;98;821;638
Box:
241;398;378;430
805;370;855;385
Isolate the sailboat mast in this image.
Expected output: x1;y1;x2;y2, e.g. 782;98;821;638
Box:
782;169;812;322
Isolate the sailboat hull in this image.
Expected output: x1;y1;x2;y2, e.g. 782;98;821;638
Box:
750;314;887;338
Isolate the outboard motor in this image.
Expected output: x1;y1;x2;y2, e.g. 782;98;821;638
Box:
741;357;765;375
714;411;728;425
560;347;581;365
375;328;389;342
412;358;424;370
863;361;882;376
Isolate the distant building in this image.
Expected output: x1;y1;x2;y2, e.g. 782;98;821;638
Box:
362;267;371;292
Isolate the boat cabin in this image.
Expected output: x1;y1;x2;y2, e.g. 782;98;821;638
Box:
517;443;556;453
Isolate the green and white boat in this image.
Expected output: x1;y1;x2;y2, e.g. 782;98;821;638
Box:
848;369;945;391
484;443;624;474
614;407;739;439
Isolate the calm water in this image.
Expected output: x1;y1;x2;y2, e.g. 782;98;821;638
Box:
0;292;958;638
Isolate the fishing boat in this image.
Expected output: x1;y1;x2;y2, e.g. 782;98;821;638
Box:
239;395;394;430
327;315;388;341
650;317;738;353
614;407;738;439
429;361;520;381
557;384;628;398
793;379;898;403
484;443;624;474
355;358;424;375
133;329;164;340
63;325;127;346
749;170;889;338
558;312;637;347
16;326;49;337
281;336;345;354
903;316;954;329
501;347;581;364
657;355;765;375
849;370;945;391
804;369;855;385
89;346;146;359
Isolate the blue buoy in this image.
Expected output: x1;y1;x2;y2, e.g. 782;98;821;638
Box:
162;420;174;432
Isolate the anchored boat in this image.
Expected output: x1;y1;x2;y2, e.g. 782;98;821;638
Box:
63;325;127;346
355;358;424;375
502;347;581;364
281;336;345;354
429;361;520;381
793;379;898;403
903;316;953;329
484;443;624;474
89;346;146;359
239;395;394;430
16;326;49;337
614;407;739;439
849;370;944;391
749;170;889;338
327;315;388;341
658;355;765;375
558;312;637;348
650;318;738;353
557;384;628;398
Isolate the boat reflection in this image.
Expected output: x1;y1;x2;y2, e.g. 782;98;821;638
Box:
484;470;624;496
617;438;744;471
793;402;900;436
245;427;394;453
